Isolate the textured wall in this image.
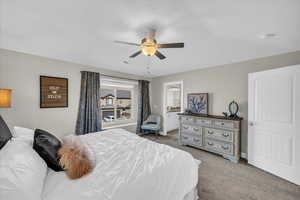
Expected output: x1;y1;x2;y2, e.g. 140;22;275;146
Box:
151;51;300;155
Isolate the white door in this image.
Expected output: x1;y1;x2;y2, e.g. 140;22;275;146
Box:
248;65;300;185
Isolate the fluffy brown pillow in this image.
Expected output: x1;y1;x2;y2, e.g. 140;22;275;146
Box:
58;137;93;179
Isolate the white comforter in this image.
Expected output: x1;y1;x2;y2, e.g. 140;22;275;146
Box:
42;129;199;200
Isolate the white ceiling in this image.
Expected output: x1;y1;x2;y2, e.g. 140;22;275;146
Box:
1;0;300;77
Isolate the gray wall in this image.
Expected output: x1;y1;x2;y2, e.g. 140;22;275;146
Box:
151;51;300;155
2;48;300;155
0;49;149;138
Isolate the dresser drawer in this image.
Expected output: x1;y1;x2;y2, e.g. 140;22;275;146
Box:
181;124;202;135
181;133;202;147
181;116;195;124
204;128;233;142
191;136;202;147
214;120;234;129
181;134;193;144
204;139;233;155
195;118;212;126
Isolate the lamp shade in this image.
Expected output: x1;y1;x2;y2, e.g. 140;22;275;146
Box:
0;89;12;108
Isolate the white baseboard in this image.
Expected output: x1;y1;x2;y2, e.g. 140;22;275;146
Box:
159;131;167;136
241;152;247;159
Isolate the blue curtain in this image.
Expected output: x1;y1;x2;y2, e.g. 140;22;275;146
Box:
75;71;101;135
136;80;151;133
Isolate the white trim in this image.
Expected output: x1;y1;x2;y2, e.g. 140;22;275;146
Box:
101;77;138;86
241;152;247;159
162;81;184;136
104;122;137;129
101;85;136;125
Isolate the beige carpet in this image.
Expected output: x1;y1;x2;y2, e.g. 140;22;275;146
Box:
140;131;300;200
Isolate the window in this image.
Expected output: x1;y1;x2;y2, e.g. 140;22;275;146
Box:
100;78;137;127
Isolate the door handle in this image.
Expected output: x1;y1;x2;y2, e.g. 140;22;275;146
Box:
249;122;254;126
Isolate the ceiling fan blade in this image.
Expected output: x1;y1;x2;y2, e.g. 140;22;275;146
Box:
114;40;140;46
129;51;142;58
157;43;184;48
155;50;166;60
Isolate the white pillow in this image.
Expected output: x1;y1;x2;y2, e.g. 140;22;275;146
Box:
13;126;35;145
0;139;47;200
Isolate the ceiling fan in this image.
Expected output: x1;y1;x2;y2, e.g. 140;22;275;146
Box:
114;30;184;60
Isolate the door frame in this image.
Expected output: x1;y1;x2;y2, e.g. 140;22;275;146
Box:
162;81;184;135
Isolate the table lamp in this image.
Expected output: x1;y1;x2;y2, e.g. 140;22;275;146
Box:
0;89;12;108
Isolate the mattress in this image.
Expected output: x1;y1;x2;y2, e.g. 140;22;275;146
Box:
42;128;200;200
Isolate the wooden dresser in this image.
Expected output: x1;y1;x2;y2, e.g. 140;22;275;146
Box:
178;113;242;163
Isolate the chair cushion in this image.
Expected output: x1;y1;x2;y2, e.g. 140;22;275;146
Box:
0;115;12;149
141;124;160;131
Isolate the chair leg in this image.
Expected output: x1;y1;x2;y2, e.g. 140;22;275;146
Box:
155;130;158;139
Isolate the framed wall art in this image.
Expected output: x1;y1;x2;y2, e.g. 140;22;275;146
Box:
187;93;208;115
40;76;68;108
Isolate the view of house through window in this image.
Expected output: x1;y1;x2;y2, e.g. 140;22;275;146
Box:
100;84;134;127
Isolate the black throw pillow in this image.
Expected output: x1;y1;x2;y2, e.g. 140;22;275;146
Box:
33;129;63;171
0;115;12;149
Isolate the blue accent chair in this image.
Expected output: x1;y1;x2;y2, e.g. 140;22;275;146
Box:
141;115;161;137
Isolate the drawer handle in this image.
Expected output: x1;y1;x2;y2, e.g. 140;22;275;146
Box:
207;142;214;146
183;136;188;140
222;133;230;137
193;128;199;132
183;126;189;129
193;138;200;142
221;122;225;125
221;145;229;150
208;130;214;134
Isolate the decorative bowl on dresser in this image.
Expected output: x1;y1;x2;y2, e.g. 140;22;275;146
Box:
178;113;243;163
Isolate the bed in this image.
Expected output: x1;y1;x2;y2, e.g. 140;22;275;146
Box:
0;128;200;200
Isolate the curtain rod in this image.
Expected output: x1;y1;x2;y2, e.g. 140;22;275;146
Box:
80;71;147;82
99;73;140;82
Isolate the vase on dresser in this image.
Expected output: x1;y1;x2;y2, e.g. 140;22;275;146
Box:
178;113;243;163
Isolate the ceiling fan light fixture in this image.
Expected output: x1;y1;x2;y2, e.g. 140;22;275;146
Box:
142;46;156;56
141;38;157;56
114;33;183;60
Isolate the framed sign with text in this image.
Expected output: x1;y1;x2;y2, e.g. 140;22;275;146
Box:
40;76;68;108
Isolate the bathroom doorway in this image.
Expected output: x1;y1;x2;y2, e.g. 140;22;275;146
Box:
162;81;183;135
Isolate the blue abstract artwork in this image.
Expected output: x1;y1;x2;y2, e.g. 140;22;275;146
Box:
187;93;208;114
